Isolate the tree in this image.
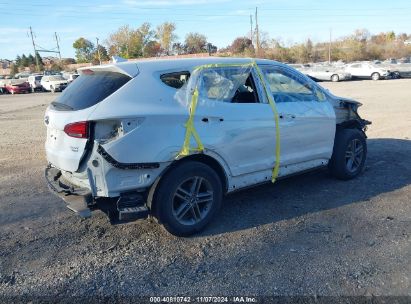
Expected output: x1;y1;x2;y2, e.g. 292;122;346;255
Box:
15;55;21;67
21;54;29;67
230;37;254;54
156;22;177;55
73;38;95;63
143;41;162;57
185;32;207;54
92;45;109;64
35;52;44;70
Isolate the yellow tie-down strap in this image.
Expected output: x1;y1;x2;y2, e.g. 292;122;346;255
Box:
177;60;281;183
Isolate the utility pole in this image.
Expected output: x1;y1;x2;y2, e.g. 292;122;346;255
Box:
96;37;101;65
255;7;260;57
54;32;62;60
250;14;253;43
328;28;332;63
29;26;40;71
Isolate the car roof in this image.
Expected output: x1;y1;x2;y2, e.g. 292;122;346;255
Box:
82;57;287;76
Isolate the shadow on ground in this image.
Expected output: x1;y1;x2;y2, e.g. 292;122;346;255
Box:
202;138;411;236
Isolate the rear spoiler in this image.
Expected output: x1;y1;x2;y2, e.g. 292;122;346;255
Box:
78;63;139;78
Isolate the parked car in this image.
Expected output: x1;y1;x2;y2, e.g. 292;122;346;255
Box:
41;75;68;92
5;81;31;94
345;62;390;80
303;67;352;82
44;58;370;236
28;75;43;92
67;73;79;84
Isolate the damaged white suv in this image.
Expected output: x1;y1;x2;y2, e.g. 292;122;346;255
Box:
45;58;370;236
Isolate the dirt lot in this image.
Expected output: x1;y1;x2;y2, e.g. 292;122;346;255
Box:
0;79;410;301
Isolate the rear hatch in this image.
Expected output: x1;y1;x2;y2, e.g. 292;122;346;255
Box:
45;64;138;172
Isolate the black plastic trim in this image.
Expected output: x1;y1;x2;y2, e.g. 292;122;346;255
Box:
97;145;160;170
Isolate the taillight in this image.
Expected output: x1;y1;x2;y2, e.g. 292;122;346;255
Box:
64;121;89;138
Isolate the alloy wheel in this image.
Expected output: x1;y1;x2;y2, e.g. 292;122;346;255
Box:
345;138;364;173
172;176;214;226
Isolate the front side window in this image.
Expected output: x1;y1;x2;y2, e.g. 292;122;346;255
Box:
260;67;318;103
198;67;259;104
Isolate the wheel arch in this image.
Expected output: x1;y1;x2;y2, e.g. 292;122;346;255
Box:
147;153;229;213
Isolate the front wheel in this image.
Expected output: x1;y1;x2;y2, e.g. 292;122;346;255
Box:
371;72;380;81
331;74;339;82
329;129;367;180
154;161;223;236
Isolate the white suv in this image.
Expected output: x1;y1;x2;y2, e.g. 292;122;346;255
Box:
41;75;68;92
44;58;370;236
345;62;391;80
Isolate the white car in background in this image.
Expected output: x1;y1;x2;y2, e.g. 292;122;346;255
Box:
345;62;391;80
44;58;370;236
41;75;68;92
27;75;43;92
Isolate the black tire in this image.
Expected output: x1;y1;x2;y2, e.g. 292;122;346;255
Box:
154;161;223;236
371;72;380;81
329;128;367;180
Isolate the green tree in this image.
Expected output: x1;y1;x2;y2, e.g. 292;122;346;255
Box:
73;37;95;63
35;52;44;71
21;54;29;67
156;22;177;55
15;55;22;67
185;32;207;54
92;45;110;64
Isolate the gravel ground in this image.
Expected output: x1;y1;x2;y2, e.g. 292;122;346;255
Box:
0;79;410;301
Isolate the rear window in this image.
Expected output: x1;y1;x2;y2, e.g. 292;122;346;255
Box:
160;71;190;89
52;71;131;111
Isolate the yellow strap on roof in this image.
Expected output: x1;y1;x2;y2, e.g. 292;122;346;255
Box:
177;60;281;183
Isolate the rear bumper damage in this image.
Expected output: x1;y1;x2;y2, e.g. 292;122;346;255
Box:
45;166;93;218
45;165;151;222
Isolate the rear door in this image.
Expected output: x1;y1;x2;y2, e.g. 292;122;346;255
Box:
259;65;335;166
45;67;134;172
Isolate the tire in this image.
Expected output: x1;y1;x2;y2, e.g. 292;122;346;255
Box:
331;74;339;82
371;72;380;81
329;128;367;180
154;161;223;236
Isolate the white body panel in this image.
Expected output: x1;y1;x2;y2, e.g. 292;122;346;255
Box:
45;58;340;197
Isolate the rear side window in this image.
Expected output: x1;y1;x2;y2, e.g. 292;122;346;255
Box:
160;71;190;89
52;71;131;111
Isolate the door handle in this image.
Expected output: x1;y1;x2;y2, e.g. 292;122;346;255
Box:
279;113;296;119
201;117;224;123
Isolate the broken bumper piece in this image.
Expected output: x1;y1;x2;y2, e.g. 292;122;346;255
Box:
45;166;93;218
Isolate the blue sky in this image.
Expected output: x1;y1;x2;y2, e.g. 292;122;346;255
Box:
1;0;410;60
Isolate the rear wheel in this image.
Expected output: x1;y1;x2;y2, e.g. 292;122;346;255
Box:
329;128;367;180
371;72;380;81
154;161;222;236
331;74;339;82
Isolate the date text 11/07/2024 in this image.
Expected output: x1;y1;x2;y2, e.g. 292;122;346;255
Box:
149;296;257;303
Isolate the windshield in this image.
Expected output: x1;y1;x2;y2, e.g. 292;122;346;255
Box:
50;76;65;81
52;71;131;111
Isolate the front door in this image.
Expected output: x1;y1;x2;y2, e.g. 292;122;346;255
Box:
258;65;336;166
